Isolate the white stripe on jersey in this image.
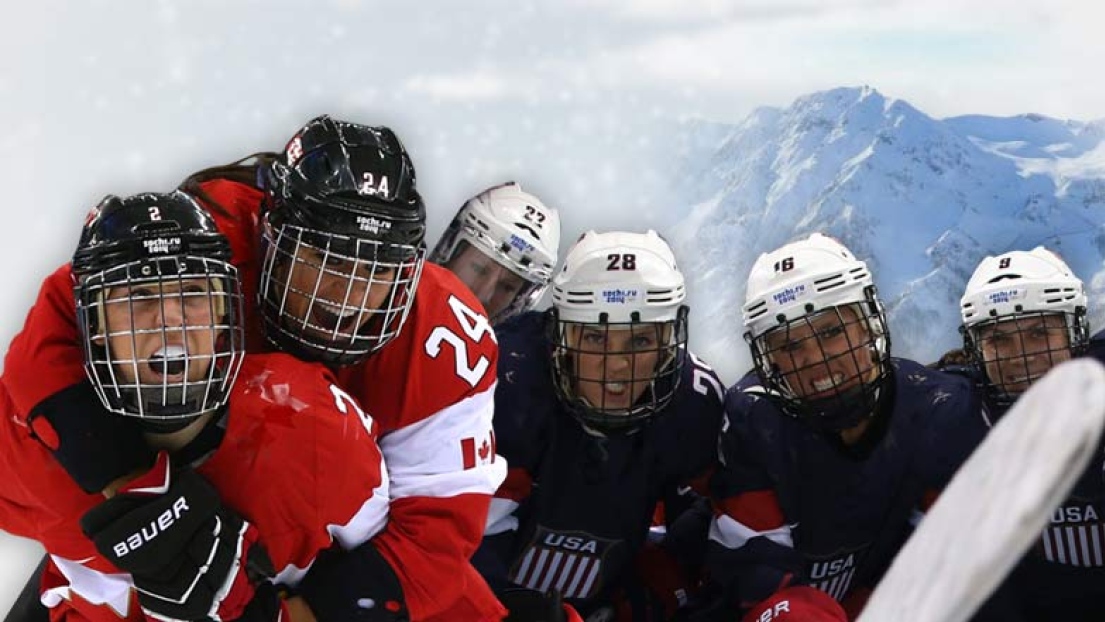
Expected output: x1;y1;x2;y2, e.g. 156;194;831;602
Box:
326;449;390;551
513;546;605;600
577;559;602;599
538;551;564;593
708;514;794;551
1091;525;1103;566
379;382;506;499
271;455;391;589
1041;524;1105;567
42;556;133;617
485;498;520;535
554;554;579;593
515;547;539;586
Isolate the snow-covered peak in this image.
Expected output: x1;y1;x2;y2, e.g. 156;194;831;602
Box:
667;87;1105;384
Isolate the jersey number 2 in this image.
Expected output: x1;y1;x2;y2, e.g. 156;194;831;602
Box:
424;295;497;387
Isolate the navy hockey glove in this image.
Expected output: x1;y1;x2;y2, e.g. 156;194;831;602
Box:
27;381;155;494
79;452;279;621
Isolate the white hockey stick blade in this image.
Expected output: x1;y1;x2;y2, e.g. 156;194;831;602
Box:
859;358;1105;622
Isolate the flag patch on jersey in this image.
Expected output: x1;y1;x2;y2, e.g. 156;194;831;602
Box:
1037;503;1105;567
807;545;867;602
508;526;620;599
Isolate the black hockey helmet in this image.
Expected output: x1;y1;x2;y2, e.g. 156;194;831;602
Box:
73;191;245;422
258;115;427;365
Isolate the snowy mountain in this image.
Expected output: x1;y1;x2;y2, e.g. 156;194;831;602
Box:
665;86;1105;384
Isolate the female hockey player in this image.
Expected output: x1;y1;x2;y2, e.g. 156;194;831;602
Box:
704;233;989;619
0;192;397;621
3;116;505;621
430;181;560;325
473;230;725;621
955;247;1105;622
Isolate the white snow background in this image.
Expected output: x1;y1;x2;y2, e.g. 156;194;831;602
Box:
1;0;1102;609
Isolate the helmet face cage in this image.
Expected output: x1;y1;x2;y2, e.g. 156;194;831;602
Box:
548;306;689;433
258;217;425;365
964;309;1088;408
76;256;245;421
748;294;892;431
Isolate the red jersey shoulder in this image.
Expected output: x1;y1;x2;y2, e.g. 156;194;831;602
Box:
343;264;499;433
207;354;385;547
227;353;379;450
1;263;85;419
0;386;103;565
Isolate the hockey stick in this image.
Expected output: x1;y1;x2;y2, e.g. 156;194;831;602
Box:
858;358;1105;622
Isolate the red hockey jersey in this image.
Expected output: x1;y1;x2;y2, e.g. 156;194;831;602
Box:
1;179;507;621
0;354;389;621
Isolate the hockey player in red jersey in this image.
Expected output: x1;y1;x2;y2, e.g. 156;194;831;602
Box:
3;117;506;620
0;192;394;621
429;181;561;326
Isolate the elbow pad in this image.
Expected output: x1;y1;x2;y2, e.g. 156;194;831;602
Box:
28;382;154;493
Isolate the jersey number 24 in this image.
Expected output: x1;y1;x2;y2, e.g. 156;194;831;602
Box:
424;295;498;387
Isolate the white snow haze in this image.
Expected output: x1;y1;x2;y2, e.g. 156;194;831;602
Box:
1;0;1101;611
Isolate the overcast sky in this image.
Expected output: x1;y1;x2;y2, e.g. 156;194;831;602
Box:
0;0;1101;607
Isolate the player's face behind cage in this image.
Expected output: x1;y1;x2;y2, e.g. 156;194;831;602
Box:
80;259;244;420
258;116;427;364
971;312;1075;401
445;240;533;321
754;303;887;428
552;314;687;431
259;221;424;363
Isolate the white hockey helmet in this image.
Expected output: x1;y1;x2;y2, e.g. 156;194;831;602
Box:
548;230;689;432
551;230;685;324
430;181;560;324
744;233;879;338
742;233;891;430
960;246;1089;406
961;246;1087;329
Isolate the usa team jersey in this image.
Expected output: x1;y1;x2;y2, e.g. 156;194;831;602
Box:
0;354;389;621
707;359;988;611
972;330;1105;622
474;311;724;617
1;178;507;621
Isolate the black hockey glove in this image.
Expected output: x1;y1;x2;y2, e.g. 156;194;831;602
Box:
296;538;408;621
499;588;582;622
80;452;279;621
27;381;154;494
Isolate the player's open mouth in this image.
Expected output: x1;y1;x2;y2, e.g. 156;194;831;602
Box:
605;382;628;396
149;345;187;378
311;302;361;332
812;373;844;393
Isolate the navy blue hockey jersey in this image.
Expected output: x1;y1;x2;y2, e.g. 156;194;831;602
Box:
972;329;1105;622
474;311;724;616
707;358;988;610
